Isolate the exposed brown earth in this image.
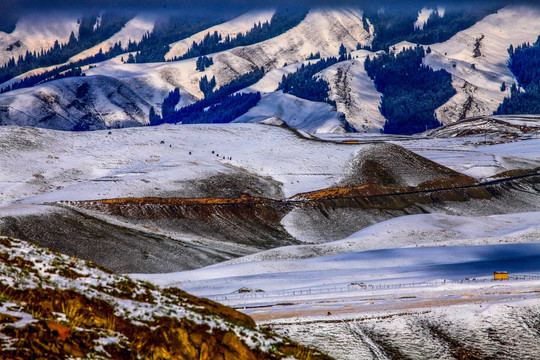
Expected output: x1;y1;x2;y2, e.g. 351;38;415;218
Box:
0;237;334;360
26;172;535;272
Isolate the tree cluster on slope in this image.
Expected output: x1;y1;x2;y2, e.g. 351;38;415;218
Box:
495;37;540;115
0;44;124;93
196;56;213;71
199;75;217;97
364;6;500;51
277;57;339;105
170;8;308;61
162;88;181;118
0;13;131;84
175;92;262;124
365;45;455;135
150;67;265;125
129;14;225;63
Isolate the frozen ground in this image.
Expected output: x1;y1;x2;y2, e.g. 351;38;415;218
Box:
267;294;540;360
136;239;540;359
0;123;363;205
134;235;540;297
317;129;540;180
0;123;538;208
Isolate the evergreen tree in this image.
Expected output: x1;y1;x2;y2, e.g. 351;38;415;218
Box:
162;88;181;118
149;106;162;126
338;43;347;61
364;6;499;51
0;12;131;84
195;56;214;71
199;75;216;97
174;8;308;61
277;57;339;105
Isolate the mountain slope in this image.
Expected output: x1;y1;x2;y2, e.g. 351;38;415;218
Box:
213;211;540;263
424;5;540;124
0;75;152;130
233;91;350;133
69;14;158;62
320;53;385;132
0;12;81;67
165;9;275;60
0;236;331;359
3;6;540;133
0;8;372;132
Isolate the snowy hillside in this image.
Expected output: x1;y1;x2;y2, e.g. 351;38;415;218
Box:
164;10;275;60
91;8;371;102
0;236;328;359
69;14;158;62
0;124;363;205
0;75;152;130
424;5;540;124
233;91;350;133
320;54;385;132
1;122;538;207
1;6;540;359
0;12;81;67
0;8;374;132
2;5;540;133
214;211;540;263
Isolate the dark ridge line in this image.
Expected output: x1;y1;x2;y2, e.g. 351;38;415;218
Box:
57;172;540;207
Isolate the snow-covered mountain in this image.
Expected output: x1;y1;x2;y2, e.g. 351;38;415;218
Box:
0;8;373;132
69;14;158;62
1;4;540;133
0;12;81;66
0;75;152;130
165;9;276;60
425;5;540;124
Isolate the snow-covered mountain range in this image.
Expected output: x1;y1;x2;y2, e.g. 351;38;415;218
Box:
1;4;539;133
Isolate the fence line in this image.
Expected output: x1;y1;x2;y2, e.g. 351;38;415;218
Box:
207;274;540;302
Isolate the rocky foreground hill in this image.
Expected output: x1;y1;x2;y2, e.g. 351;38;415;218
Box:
0;235;331;359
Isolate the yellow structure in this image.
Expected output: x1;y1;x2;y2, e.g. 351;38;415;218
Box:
341;140;360;144
494;271;508;280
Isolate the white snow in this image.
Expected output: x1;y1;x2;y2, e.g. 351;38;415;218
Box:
0;124;362;206
423;5;540;124
1;8;375;133
1;122;538;207
240;61;313;94
239;211;540;260
134;242;540;299
83;8;372;123
321;53;385;131
233;91;347;133
165;9;276;60
69;14;158;62
0;12;81;67
414;8;434;30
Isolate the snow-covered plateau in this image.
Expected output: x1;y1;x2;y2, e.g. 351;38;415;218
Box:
0;118;538;358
